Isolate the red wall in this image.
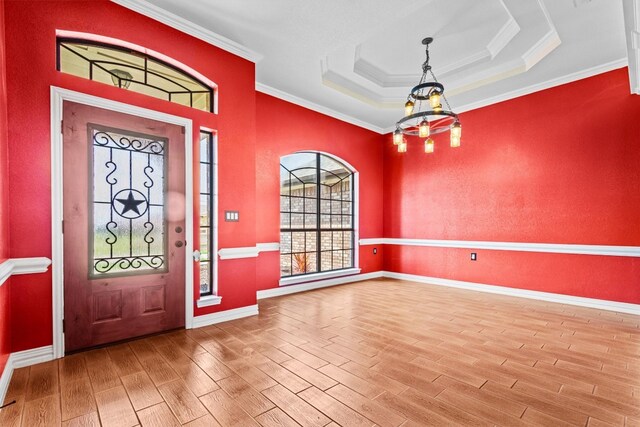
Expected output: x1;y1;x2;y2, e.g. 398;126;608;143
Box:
255;93;384;290
0;0;11;375
383;68;640;304
4;0;257;352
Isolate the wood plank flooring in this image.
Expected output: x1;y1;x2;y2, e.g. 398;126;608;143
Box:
2;278;639;426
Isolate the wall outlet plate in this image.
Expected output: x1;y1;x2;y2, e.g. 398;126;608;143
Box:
373;247;377;254
471;252;477;261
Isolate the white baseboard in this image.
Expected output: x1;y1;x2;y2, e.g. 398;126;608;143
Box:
0;354;14;405
192;304;259;328
11;345;55;369
257;271;384;299
382;271;640;316
0;345;54;404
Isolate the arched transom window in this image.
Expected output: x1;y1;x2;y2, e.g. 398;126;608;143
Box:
57;38;213;112
280;152;354;278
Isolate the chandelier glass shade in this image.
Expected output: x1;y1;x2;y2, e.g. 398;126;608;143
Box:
394;37;461;153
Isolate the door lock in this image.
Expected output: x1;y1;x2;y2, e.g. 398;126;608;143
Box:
175;240;185;248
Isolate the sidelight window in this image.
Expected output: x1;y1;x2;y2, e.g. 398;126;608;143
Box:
199;131;215;296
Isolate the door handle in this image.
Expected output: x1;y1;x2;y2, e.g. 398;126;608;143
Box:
175;240;185;248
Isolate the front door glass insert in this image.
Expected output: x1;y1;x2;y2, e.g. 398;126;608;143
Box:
90;125;167;276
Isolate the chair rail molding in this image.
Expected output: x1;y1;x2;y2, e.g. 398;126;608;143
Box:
359;238;640;257
0;257;52;287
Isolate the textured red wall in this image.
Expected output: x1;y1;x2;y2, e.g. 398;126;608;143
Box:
255;93;384;291
0;0;11;376
383;68;640;304
4;0;257;352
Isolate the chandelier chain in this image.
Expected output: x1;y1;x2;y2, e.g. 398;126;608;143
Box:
428;68;453;113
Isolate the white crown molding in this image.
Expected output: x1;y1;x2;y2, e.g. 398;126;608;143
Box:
192;304;258;328
455;58;627;114
110;0;262;63
486;16;521;58
381;58;627;133
0;345;55;404
382;271;640;316
360;238;640;257
256;242;280;252
352;15;520;89
255;82;385;134
623;0;640;94
521;0;561;70
218;246;260;260
0;257;52;287
257;271;383;300
522;29;561;71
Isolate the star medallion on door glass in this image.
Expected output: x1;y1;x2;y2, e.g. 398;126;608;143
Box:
113;189;148;219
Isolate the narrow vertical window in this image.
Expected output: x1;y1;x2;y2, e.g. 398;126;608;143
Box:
199;131;214;295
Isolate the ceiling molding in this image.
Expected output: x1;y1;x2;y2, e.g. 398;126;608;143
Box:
486;15;521;58
623;0;640;94
256;82;385;134
111;0;263;63
382;58;628;133
352;15;520;89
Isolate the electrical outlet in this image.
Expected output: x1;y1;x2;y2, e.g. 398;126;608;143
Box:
373;247;377;255
471;252;477;261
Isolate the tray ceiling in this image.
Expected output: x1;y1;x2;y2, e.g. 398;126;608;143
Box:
114;0;630;133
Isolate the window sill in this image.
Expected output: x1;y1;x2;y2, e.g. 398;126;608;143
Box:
279;268;361;287
196;295;222;308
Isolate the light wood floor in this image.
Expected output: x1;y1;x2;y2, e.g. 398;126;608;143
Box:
1;278;640;426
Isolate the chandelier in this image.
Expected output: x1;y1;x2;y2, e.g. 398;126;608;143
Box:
393;37;461;153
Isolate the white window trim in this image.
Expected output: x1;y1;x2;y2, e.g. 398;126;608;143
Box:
196;129;221;307
279;267;361;286
196;294;222;308
279;151;360;286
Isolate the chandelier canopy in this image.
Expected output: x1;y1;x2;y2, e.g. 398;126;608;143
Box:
394;37;461;153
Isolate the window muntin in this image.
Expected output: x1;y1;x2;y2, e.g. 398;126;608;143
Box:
57;39;213;112
280;153;354;277
199;131;214;296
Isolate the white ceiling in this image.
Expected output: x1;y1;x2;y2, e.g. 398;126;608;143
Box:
115;0;632;133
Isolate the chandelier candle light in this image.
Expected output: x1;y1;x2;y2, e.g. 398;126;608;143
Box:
393;37;462;153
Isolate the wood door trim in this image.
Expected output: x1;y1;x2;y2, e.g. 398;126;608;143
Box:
50;86;195;359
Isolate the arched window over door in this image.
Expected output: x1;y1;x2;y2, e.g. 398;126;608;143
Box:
280;152;356;279
57;37;214;112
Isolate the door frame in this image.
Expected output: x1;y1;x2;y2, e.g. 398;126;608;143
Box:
50;86;195;359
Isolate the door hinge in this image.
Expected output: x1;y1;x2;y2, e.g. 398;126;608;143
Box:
60;120;64;134
181;126;185;135
61;220;64;234
62;319;65;333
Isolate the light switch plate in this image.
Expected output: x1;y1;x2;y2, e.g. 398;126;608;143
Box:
225;211;239;222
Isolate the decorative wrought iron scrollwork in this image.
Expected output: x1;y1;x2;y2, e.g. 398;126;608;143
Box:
91;125;167;276
93;131;164;154
94;256;164;273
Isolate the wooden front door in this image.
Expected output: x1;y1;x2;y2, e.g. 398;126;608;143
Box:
63;101;186;352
